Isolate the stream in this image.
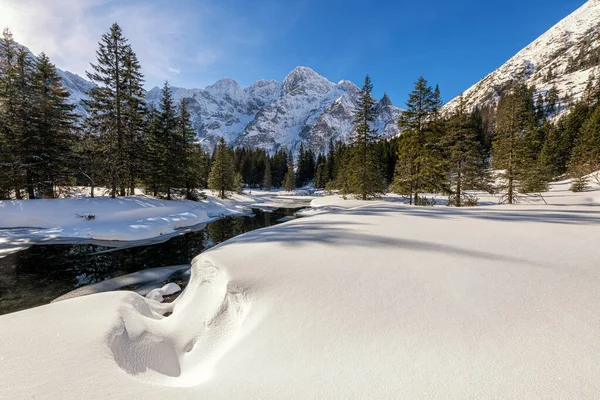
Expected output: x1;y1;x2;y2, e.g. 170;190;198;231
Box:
0;207;304;315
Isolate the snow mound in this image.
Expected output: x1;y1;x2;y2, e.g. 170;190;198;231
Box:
145;283;182;302
108;259;250;387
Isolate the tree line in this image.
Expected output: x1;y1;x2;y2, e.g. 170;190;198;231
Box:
2;24;600;203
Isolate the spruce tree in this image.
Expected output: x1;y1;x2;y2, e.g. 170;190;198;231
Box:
208;137;235;199
442;94;490;206
158;80;178;199
545;86;559;117
492;83;546;203
85;23;143;198
284;156;296;192
345;75;385;200
570;104;600;190
0;28;18;198
263;160;272;190
176;98;199;199
29;53;77;197
121;46;146;195
392;76;445;204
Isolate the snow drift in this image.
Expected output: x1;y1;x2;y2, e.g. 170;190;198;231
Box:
1;194;599;399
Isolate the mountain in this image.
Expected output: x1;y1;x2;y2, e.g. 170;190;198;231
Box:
443;0;600;117
56;70;96;117
145;67;402;152
44;62;402;153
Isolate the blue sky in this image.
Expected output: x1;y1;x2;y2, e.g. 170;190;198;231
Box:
0;0;587;106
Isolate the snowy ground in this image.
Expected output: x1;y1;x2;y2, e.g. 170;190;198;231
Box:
0;190;314;258
0;177;599;398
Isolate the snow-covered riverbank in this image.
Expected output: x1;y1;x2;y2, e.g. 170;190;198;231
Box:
0;191;315;258
1;187;599;398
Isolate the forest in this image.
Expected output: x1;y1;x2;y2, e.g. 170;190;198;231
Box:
1;24;600;205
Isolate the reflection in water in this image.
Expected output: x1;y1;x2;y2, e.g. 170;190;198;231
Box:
0;208;301;315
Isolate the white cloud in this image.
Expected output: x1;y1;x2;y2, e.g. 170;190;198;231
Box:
0;0;217;87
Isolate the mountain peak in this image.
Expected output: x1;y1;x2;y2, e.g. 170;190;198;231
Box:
379;93;392;107
283;66;332;95
205;78;243;99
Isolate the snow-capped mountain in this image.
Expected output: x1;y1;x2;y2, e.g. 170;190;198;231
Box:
443;0;600;116
145;66;402;152
56;70;96;117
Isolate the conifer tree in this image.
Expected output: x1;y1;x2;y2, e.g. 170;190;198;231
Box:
263;160;272;190
121;46;146;195
442;94;490;206
85;23;142;198
284;156;296;192
545;86;559;117
9;45;35;198
0;28;18;198
569;104;600;190
177;98;201;199
158;80;178;199
492;83;546;203
28;53;77;197
234;172;244;194
345;75;385;199
208;137;235;199
392;76;445;204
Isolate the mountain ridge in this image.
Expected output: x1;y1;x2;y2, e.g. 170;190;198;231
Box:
443;0;600;117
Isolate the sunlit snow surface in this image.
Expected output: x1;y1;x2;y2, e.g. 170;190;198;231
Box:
0;178;599;399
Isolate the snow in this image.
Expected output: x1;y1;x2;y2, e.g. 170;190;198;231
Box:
53;265;189;302
0;190;316;258
146;283;182;302
0;177;599;398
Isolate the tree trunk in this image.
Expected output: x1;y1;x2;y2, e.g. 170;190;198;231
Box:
456;161;462;207
26;170;35;199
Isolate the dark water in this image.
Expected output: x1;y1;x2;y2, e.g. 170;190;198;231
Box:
0;208;301;315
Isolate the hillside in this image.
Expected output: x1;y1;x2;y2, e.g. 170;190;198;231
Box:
443;0;600;117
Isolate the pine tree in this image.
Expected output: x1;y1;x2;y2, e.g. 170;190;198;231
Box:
9;45;35;198
176;98;200;199
158;80;178;199
536;93;545;121
492;83;545;203
392;76;445;204
442;94;490;206
570;104;600;190
545;86;559;117
263;160;272;190
583;73;597;106
85;23;140;198
28;53;77;198
345;75;385;199
233;172;244;194
208;138;235;199
283;156;296;192
121;46;146;195
0;28;18;198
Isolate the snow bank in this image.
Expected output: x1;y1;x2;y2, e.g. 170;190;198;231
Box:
53;265;189;302
146;283;182;302
1;196;599;398
0;195;248;257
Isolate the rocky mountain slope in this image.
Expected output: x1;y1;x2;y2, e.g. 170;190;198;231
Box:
55;63;402;153
145;66;401;152
443;0;600;117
